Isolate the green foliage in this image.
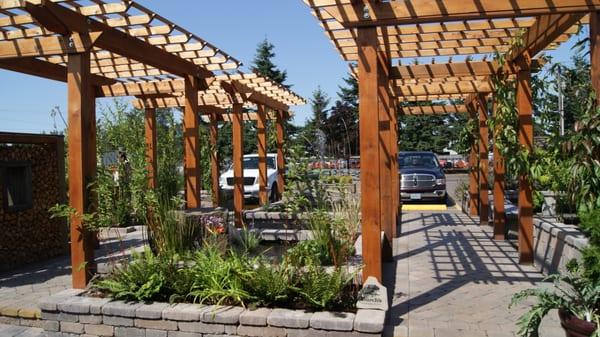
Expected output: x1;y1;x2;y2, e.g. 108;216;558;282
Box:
456;118;477;155
579;209;600;283
297;265;356;310
399;113;467;153
251;38;288;87
243;260;294;307
323;74;359;158
285;240;330;267
94;247;178;302
145;196;202;256
510;260;600;337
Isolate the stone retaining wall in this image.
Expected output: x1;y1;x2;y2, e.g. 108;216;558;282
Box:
40;289;385;337
534;218;588;275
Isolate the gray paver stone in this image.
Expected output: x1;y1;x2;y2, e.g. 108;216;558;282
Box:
286;328;327;337
146;329;168;337
103;315;134;326
239;308;271;326
102;300;142;317
136;302;170;319
57;312;79;323
60;321;84;334
38;289;85;312
115;326;145;337
237;325;286;337
178;321;225;334
266;308;312;328
78;314;103;324
135;318;178;330
84;324;114;336
41;311;60;321
354;309;385;333
310;311;355;331
163;303;205;321
42;320;60;332
202;305;244;324
59;296;112;314
167;332;203;337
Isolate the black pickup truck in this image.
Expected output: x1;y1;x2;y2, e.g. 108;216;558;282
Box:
398;151;447;203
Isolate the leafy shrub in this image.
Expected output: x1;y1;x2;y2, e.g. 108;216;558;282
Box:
308;210;355;267
579;208;600;283
146;196;202;256
285;240;329;266
94;248;178;302
297;265;356;310
243;260;295;307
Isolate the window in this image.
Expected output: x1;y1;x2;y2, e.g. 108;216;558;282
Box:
2;163;33;212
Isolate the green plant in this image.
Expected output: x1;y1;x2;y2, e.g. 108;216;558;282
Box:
510;260;599;337
238;228;261;254
296;265;357;310
94;247;178;302
146;195;202;256
579;208;600;283
243;259;295;307
306;210;355;267
285;240;329;267
454;180;469;204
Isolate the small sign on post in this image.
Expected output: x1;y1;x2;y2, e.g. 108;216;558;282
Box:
357;276;388;311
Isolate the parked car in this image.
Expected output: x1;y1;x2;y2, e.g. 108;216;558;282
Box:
398;151;447;203
219;154;280;202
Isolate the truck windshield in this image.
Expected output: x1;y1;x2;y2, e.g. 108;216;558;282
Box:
399;153;440;169
241;157;276;170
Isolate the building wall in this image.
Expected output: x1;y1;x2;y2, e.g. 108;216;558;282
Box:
0;139;68;271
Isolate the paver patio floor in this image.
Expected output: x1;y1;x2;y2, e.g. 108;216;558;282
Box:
384;211;563;337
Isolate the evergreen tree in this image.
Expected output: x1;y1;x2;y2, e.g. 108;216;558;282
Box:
323;74;359;157
251;38;289;87
307;87;330;131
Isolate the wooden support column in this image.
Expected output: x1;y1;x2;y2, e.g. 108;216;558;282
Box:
516;55;534;264
184;76;200;209
232;103;245;228
209;112;220;207
391;99;399;237
257;105;268;205
591;11;600;102
468;104;479;216
358;26;383;281
492;99;506;240
377;49;393;262
144;108;158;189
276;110;285;198
67;52;94;289
477;95;490;226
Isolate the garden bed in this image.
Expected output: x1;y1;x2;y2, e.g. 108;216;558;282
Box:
40;289;386;337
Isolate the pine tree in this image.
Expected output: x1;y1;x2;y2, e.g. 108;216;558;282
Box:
251;39;288;87
324;74;359;157
308;87;330;131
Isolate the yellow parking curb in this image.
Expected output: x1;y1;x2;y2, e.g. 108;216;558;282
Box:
401;204;448;211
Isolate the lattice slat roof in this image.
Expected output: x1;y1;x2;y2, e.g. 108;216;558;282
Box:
303;0;592;114
0;0;241;82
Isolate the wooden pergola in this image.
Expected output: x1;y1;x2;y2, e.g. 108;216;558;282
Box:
303;0;600;281
0;0;304;288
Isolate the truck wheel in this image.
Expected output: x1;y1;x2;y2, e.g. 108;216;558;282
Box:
270;183;279;202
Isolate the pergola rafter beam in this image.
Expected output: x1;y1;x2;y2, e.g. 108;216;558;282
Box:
23;0;212;78
311;0;600;28
401;104;469;115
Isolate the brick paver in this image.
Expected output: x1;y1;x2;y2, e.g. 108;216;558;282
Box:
384;211;563;337
0;324;44;337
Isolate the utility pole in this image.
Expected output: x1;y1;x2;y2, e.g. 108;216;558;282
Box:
556;66;565;136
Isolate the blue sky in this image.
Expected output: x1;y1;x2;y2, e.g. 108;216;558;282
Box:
0;1;588;133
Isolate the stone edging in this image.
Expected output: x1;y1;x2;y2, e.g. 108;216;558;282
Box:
40;289;386;337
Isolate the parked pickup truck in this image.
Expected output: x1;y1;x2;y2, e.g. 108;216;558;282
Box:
399;151;447;203
219;154;280;202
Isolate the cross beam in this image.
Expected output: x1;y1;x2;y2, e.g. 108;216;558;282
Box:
401;105;469;115
23;0;211;78
311;0;600;27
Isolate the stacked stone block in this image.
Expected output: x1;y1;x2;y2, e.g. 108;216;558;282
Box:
40;290;385;337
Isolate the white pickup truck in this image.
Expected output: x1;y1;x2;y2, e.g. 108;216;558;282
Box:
219;153;280;202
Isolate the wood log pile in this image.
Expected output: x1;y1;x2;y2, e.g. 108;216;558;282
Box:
0;142;68;271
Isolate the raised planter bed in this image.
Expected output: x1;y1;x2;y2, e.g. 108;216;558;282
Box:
533;218;588;275
39;289;386;337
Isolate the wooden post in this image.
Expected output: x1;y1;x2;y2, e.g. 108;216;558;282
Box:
477;94;490;226
67;52;94;289
85;83;98;254
468;104;479;216
257;105;268;205
209;112;220;207
184;75;200;209
377;50;393;262
516;55;534;264
492;99;506;240
276;110;285;198
144;107;158;189
358;26;383;281
391;98;399;237
232;103;245;228
591;11;600;102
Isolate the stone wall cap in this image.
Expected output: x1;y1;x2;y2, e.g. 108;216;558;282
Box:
201;305;244;324
267;308;312;328
239;307;271;326
102;300;142;317
354;309;385;333
309;311;356;331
